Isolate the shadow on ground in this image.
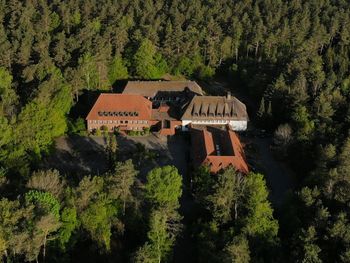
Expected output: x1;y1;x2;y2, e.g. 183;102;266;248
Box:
41;135;108;180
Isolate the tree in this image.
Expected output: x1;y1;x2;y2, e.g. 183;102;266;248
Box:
274;123;293;147
257;97;265;118
107;159;138;215
0;67;17;116
242;173;278;242
0;199;24;259
25;190;61;261
58;207;78;249
0;167;7;187
106;134;118;168
293;226;322;263
145;166;182;210
25;190;60;220
337;137;350;180
292;106;315;141
208;167;245;224
80;196;118;250
75;176;120;250
193;165;213;204
135;211;175;263
223;236;251;263
133;39;166;79
108;56;128;85
27;169;64;199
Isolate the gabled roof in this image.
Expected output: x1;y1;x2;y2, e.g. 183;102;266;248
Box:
122;81;204;97
86;94;152;120
182;95;248;120
191;126;249;174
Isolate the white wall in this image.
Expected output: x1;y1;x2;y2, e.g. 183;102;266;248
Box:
181;119;247;131
229;120;247;131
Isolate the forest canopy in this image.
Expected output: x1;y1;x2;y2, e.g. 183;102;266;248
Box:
0;0;350;262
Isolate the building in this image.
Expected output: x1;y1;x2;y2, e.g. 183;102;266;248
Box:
190;125;249;174
86;81;249;173
181;93;248;131
123;80;204;100
86;81;248;134
86;94;152;132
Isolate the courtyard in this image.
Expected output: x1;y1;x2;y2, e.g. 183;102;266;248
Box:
42;133;190;182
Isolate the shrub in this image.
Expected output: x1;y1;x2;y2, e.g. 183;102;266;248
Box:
95;128;102;136
196;65;215;80
68;117;87;135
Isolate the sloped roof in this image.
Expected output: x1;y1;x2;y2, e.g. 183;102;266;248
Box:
123;81;204;97
86;94;152;120
182;95;248;120
191;126;249;174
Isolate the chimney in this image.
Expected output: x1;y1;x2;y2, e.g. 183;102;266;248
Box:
227;91;231;100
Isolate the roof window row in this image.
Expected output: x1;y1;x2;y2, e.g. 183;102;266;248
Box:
98;111;139;117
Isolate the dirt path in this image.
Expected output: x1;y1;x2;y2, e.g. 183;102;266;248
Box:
251;137;296;206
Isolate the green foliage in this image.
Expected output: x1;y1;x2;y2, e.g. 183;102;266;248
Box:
68;117;86;135
133;39;166;79
0;167;6;187
292;106;315;141
196;65;215;80
145;166;182;208
208;167;245;224
0;199;23;257
174;57;196;76
0;67;12;98
0;0;350;262
108;56;128;85
193;165;213;202
58;207;78;248
107;159;137;214
25;190;60;220
0;67;17;116
146;211;174;262
242;173;278;241
223;236;251;263
80;196;117;250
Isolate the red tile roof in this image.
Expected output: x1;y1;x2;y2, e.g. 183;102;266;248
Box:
86;94;152;120
191;126;249;174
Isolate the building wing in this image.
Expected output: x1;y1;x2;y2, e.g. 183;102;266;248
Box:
181;95;248;121
86;94;152;121
122;80;204;98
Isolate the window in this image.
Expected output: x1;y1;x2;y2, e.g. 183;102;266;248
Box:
94;120;97;124
89;120;92;123
99;120;103;124
114;120;118;124
130;120;133;124
144;121;148;124
125;120;128;124
120;120;124;124
109;120;113;124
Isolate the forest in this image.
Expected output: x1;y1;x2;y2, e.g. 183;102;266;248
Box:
1;0;350;262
